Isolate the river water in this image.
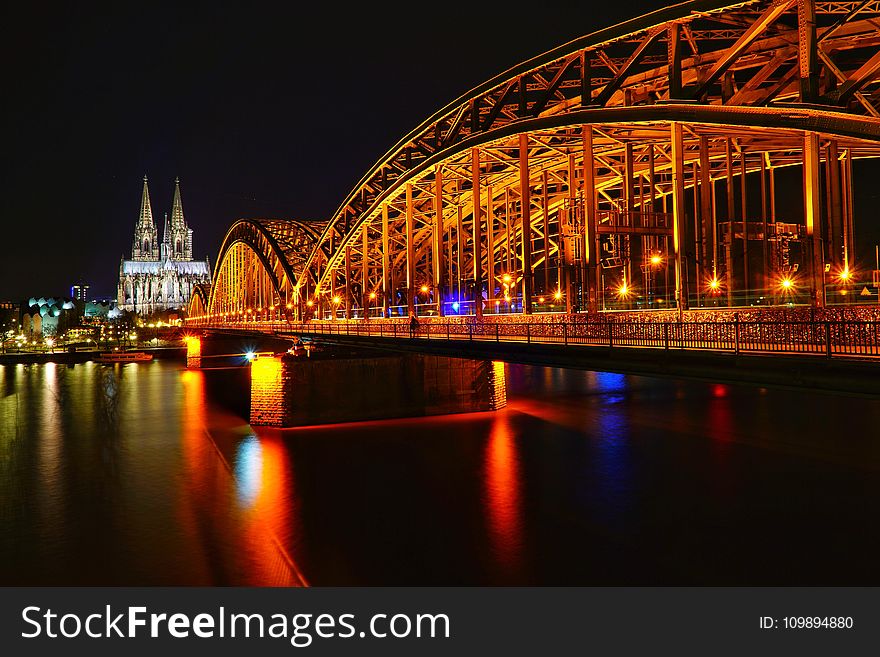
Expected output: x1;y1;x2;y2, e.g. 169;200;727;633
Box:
1;358;879;585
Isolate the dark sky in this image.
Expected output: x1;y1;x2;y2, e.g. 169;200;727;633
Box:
1;1;669;300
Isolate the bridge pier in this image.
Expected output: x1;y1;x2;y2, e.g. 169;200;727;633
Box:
249;353;506;428
185;336;201;369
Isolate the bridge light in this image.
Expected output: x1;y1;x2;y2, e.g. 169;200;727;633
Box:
553;290;563;301
780;277;794;291
838;268;852;282
332;295;341;305
650;254;662;266
286;303;292;309
269;305;274;311
420;285;428;293
306;300;314;307
502;274;512;284
369;292;376;300
452;302;460;312
617;281;630;298
504;294;510;302
245;351;256;362
708;277;721;292
538;296;545;304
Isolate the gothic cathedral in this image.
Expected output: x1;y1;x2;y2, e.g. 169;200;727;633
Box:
118;177;212;314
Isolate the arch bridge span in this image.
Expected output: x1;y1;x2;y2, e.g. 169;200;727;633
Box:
191;0;880;330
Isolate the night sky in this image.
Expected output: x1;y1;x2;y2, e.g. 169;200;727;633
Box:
4;1;879;301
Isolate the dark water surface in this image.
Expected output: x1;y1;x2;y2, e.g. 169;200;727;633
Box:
1;359;878;585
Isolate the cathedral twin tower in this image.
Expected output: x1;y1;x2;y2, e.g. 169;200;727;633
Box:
118;177;212;314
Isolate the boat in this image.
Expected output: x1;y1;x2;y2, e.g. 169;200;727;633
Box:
94;351;154;364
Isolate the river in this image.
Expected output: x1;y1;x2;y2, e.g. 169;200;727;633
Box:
1;358;878;585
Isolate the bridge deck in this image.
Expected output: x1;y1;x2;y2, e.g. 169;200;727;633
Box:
199;318;880;360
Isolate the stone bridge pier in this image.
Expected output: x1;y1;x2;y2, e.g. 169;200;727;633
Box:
249;352;507;428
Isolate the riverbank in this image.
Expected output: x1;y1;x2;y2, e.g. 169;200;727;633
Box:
0;346;185;365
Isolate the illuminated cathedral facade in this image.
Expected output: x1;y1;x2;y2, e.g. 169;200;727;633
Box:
118;176;212;314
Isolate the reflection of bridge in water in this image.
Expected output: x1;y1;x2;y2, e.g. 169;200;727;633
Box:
188;1;880;372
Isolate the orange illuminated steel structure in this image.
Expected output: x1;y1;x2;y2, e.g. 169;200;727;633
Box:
189;1;880;325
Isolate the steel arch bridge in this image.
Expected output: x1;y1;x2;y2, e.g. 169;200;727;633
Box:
191;0;880;326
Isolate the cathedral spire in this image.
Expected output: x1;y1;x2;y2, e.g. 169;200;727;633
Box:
163;212;170;246
139;175;154;227
171;176;186;229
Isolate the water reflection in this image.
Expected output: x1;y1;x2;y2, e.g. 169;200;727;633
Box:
3;359;880;585
483;412;523;575
235;436;263;508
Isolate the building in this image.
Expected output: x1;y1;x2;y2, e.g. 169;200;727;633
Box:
70;283;90;301
118;176;211;314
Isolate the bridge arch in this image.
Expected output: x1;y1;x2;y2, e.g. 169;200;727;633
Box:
201;218;325;323
195;0;880;324
186;283;210;318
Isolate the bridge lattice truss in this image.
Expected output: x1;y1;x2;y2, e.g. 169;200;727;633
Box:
194;0;880;323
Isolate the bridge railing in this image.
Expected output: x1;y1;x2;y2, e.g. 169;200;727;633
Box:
203;319;880;359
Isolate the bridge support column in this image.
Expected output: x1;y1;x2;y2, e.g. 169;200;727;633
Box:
472;148;484;318
249;353;506;428
406;184;416;317
582;126;598;314
434;166;445;316
185;336;201;369
803;131;825;308
382;204;391;317
670;122;689;311
519;134;533;314
344;245;352;319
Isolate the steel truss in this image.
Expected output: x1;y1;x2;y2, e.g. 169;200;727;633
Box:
195;0;880;322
